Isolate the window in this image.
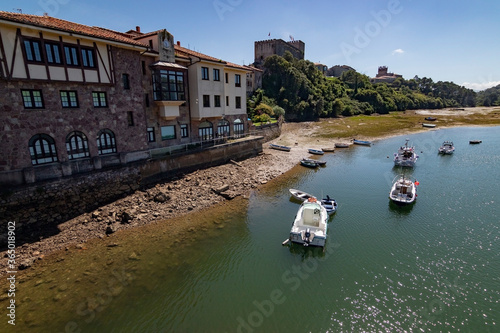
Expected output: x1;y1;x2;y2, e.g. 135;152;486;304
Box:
92;92;107;107
147;127;156;142
22;90;44;109
235;74;241;87
145;93;150;107
23;39;43;62
127;111;134;126
226;96;229;107
235;96;241;109
180;124;188;138
64;45;79;66
213;68;220;81
152;69;185;101
81;48;95;68
60;91;78;108
217;119;230;137
97;129;116;155
234;119;244;137
203;95;210;107
29;134;58;165
45;42;62;64
122;74;130;90
202;67;209;80
214;95;221;107
160;126;176;140
198;121;213;141
225;72;228;83
66;131;90;160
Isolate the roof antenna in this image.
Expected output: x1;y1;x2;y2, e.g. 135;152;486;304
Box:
15;8;22;13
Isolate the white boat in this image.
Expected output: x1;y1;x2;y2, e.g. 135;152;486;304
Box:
335;143;350;148
289;198;328;247
289;188;315;202
393;139;418;167
353;139;372;146
320;195;338;215
389;175;418;204
438;141;455;154
269;143;291;152
308;148;324;155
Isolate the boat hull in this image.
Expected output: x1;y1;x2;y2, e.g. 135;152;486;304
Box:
289;232;326;247
353;139;371;146
289;200;328;247
269;143;291;152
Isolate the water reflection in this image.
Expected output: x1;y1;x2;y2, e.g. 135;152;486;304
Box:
387;200;415;215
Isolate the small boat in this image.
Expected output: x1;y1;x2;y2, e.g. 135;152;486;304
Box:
438;141;455;154
335;143;350;148
289;197;328;247
308;148;324;155
389;175;418;205
422;123;436;128
269;143;291;152
469;140;482;144
352;139;372;146
393;139;418;167
301;158;326;166
424;116;437;121
321;147;335;152
320;195;338;215
289;188;315;202
300;159;319;168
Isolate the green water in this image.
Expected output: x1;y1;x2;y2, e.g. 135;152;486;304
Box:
2;126;499;332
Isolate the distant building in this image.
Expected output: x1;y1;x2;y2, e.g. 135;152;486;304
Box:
244;65;263;97
254;38;305;68
326;65;355;77
370;66;402;83
314;63;328;75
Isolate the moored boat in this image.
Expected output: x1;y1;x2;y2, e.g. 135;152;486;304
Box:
301;158;326;166
300;159;319;168
289;188;315;202
469;140;482;144
289;198;328;247
308;148;324;155
320;195;338;215
352;139;372;146
389;175;418;205
335;142;350;148
424;116;437;121
321;147;335;152
422;123;436;128
438;141;455;154
269;143;291;152
393;139;418;167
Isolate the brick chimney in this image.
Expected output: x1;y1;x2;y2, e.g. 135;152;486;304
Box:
136;26;141;33
177;41;180;46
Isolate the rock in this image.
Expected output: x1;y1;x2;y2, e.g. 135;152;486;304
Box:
154;192;170;203
120;211;133;224
213;184;230;194
91;211;100;219
18;259;34;270
128;252;140;261
105;225;117;235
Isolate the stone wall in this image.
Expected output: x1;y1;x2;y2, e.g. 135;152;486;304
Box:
0;137;263;246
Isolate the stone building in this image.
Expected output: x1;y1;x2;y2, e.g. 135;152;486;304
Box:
326;65;355;77
370;66;402;83
253;38;305;68
0;11;250;186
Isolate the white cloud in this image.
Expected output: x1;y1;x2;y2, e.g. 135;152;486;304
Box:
461;81;500;91
392;48;404;55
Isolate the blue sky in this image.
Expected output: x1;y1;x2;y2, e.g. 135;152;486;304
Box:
3;0;499;90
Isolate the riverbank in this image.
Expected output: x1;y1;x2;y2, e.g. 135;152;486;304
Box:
2;106;499;275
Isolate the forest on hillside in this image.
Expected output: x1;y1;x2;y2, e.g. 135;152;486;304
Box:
248;51;480;122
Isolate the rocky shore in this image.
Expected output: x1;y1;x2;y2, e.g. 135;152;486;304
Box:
1;141;311;275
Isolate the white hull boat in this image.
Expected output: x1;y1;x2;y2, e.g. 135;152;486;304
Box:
289;198;328;247
389;175;418;204
438;141;455;154
394;139;418;167
289;188;315;202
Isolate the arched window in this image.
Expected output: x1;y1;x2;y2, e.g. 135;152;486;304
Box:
233;118;244;137
28;134;58;165
198;121;213;141
66;131;90;160
97;129;117;155
217;119;230;137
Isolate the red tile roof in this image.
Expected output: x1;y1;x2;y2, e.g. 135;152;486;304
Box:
0;11;148;48
174;44;225;64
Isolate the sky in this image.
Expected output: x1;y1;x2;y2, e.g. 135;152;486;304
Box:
2;0;499;91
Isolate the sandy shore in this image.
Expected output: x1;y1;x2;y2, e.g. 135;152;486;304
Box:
2;107;498;275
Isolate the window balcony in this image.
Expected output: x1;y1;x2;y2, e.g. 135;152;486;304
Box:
155;100;185;120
